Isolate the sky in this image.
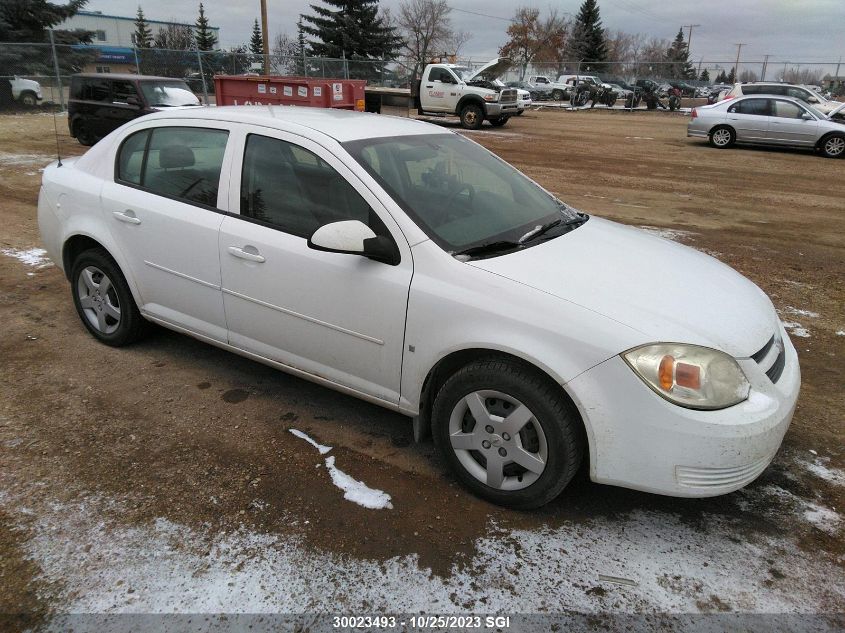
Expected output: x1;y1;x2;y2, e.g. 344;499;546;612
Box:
79;0;845;71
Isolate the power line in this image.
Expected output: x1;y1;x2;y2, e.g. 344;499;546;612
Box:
449;7;514;23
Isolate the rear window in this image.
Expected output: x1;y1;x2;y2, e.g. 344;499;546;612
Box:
72;77;109;101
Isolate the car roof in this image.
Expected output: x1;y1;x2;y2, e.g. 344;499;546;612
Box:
142;105;442;143
72;73;185;82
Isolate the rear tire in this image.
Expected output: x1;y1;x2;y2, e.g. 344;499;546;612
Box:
73;119;97;146
819;133;845;158
432;358;584;509
70;248;147;347
551;89;564;101
489;116;509;127
709;125;735;149
459;103;484;130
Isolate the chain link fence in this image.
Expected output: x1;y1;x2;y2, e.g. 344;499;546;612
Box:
2;41;843;110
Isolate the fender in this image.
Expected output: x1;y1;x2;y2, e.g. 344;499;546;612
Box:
455;94;485;116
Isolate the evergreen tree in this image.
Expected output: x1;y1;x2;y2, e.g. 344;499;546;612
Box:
715;69;727;83
133;6;152;48
567;0;607;72
249;18;263;55
300;0;402;60
195;3;217;51
727;66;736;83
699;68;710;82
296;18;308;74
665;28;695;79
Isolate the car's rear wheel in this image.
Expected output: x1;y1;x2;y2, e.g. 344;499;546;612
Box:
459;104;484;130
489;116;509;127
432;358;583;509
71;248;147;346
819;134;845;158
73;119;97;146
551;89;564;101
709;125;735;149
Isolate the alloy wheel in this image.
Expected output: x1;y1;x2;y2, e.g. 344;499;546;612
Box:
712;129;732;146
824;136;845;157
448;390;548;491
76;265;121;334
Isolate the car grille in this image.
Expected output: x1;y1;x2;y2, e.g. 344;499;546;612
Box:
500;88;517;104
751;332;786;383
676;454;773;489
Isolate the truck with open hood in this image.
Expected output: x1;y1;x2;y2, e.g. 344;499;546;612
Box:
415;57;519;129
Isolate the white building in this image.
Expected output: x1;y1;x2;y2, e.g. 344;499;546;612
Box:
59;10;220;48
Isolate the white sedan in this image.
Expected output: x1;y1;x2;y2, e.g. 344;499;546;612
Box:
38;106;799;508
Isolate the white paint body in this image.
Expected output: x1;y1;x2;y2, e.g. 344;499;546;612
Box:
37;106;800;498
9;76;43;102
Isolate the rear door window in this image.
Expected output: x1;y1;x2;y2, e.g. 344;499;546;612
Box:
729;99;770;115
79;78;110;102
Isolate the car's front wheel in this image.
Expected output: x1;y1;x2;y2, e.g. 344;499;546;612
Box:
432;358;583;509
19;91;37;107
71;248;147;346
819;133;845;158
709;125;735;149
459;104;484;130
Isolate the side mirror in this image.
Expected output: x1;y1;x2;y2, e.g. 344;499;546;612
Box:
801;112;814;120
307;220;399;265
126;95;141;108
807;96;819;103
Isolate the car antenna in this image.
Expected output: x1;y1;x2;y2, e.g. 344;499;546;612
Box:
51;104;62;167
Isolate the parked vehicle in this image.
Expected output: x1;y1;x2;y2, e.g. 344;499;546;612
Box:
417;58;519;129
68;73;201;146
7;76;43;106
707;84;731;104
669;81;697;97
39;106;800;508
527;75;569;101
719;82;843;115
507;81;553;101
688;95;845;158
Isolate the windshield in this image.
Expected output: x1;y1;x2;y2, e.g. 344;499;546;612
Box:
452;67;475;81
344;134;584;253
140;81;200;107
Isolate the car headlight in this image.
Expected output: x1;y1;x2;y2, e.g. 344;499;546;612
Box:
622;343;749;410
483;93;499;102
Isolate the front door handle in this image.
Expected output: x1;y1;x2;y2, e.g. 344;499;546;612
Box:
227;246;265;263
113;209;141;224
425;84;433;88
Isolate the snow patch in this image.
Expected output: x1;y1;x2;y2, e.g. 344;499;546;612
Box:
803;503;841;535
288;428;331;455
800;458;845;487
783;306;819;319
0;151;53;167
836;330;845;337
781;321;810;338
324;455;393;510
2;247;49;266
637;225;697;242
289;428;392;510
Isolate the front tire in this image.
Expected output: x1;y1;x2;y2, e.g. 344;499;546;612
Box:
70;248;147;347
709;125;735;149
459;103;484;130
19;91;37;107
819;134;845;158
432;358;584;509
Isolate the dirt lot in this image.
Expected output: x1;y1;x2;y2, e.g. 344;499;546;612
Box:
0;109;843;630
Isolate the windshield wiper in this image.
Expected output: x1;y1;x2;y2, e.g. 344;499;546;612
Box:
452;240;520;259
518;218;561;244
149;103;175;107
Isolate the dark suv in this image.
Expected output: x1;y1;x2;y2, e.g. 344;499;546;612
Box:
68;73;201;146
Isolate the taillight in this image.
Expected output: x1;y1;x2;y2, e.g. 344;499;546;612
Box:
691;108;697;118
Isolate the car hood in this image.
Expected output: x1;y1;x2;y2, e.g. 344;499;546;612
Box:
468;217;778;358
467;57;513;82
818;99;844;115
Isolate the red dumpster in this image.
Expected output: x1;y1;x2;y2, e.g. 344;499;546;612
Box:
213;75;366;111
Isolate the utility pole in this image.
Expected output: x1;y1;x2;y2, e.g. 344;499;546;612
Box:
682;24;701;55
761;54;769;81
733;43;746;80
260;0;270;74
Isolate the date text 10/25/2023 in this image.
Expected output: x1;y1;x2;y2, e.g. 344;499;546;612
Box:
332;615;511;629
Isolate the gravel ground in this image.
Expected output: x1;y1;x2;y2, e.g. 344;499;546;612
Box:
0;109;843;631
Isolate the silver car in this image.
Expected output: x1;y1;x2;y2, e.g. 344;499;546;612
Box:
688;95;845;158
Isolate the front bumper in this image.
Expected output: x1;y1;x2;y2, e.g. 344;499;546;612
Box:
566;327;800;497
485;101;519;116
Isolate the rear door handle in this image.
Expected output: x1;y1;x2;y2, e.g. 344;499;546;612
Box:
227;246;265;263
113;210;141;224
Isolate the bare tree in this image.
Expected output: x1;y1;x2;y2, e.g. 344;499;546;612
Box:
500;7;569;79
153;23;197;50
272;32;300;75
398;0;469;80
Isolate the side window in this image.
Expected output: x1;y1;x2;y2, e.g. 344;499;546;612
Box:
733;99;770;115
116;126;228;207
430;68;452;83
112;80;139;103
742;85;762;95
116;129;149;185
240;134;372;239
772;100;805;119
786;87;809;101
81;78;109;102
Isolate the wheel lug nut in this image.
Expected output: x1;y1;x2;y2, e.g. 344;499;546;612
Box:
482;440;491;449
502;432;510;441
498;448;507;457
485;425;494;433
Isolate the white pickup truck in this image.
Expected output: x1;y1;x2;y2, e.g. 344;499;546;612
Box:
528;75;570;101
416;58;519;129
7;76;43;106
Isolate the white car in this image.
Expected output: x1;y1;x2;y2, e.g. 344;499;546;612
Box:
9;76;43;106
38;107;800;508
